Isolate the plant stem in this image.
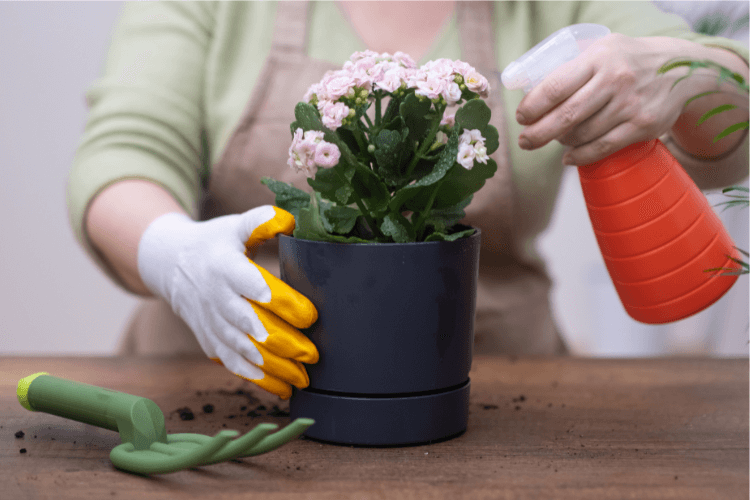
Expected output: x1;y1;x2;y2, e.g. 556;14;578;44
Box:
375;91;382;127
332;167;383;239
405;104;445;178
412;176;446;240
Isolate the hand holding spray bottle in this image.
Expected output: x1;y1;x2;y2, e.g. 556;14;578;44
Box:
501;24;740;324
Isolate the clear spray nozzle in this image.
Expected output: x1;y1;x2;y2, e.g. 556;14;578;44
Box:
501;24;611;94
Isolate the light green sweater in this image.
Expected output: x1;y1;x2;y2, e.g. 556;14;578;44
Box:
68;1;749;287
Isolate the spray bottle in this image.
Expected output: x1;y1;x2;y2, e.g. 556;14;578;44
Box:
502;24;740;324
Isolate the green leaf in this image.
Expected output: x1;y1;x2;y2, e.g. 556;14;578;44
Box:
294;193;370;243
414;128;460;187
481;124;499;155
351;163;391;214
425;227;476;242
260;177;310;221
387;129;460;213
455;99;491;130
454;99;498;154
322;204;361;235
685;90;721;107
424;196;473;233
406;158;497;212
374;128;410;182
380;212;415;243
714;121;749;142
307;167;354;205
293;193;331;242
697;104;738;126
400;93;432;141
294;102;326;132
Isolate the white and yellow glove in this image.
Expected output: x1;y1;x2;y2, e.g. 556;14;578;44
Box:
137;205;318;400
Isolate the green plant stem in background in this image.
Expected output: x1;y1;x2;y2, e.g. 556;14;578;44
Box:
660;58;749;276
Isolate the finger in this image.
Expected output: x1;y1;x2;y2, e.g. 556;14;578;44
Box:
247;301;319;364
520;72;610;149
210;346;294;400
248;336;311;389
217;293;318;364
516;56;595;126
240;206;295;251
557;95;619;148
565;121;646;166
224;251;273;304
207;304;265;366
248;261;318;329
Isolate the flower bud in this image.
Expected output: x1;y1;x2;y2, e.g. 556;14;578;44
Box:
367;144;376;153
359;89;369;99
454;75;464;84
348;108;356;117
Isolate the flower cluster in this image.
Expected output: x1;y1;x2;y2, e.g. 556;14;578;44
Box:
302;51;490;131
269;50;499;244
456;129;489;170
287;129;341;178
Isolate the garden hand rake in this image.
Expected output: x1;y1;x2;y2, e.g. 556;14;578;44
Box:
17;372;313;475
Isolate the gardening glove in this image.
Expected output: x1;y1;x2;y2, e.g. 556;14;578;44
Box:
137;205;319;400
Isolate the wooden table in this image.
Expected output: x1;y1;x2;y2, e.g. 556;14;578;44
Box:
1;356;747;499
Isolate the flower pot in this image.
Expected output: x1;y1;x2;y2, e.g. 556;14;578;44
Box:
279;228;481;445
578;139;740;324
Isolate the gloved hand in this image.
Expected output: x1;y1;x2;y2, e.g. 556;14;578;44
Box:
137;205;318;400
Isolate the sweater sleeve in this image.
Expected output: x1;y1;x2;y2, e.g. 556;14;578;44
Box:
67;1;216;285
571;1;749;190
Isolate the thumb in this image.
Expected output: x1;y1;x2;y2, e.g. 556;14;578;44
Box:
239;206;296;250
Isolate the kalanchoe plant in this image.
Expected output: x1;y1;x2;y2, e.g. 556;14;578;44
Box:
659;57;749;276
261;50;498;243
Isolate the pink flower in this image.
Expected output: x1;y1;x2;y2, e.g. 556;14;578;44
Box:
320;101;350;130
415;76;446;100
287;128;340;177
457;143;476;170
460;129;485;145
321;72;357;101
392;51;417;68
464;70;490;97
443;82;462;105
440;112;455;127
376;69;404;93
314;141;341;167
350;50;380;63
474;142;489;164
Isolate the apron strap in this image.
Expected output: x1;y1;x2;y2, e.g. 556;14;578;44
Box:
456;1;517;264
271;1;310;56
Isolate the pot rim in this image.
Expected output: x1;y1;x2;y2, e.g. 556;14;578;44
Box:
278;225;481;247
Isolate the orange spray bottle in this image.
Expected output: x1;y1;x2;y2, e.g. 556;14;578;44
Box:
501;24;741;324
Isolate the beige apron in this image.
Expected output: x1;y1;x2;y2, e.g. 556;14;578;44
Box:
118;1;568;357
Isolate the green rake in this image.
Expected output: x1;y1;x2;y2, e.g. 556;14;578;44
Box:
16;372;314;475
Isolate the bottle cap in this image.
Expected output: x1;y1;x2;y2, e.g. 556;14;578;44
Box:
501;24;611;94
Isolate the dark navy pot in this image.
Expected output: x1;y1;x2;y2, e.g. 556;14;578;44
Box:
279;228;480;445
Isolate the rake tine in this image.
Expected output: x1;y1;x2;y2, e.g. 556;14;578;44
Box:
195;423;279;466
241;418;315;457
110;430;238;475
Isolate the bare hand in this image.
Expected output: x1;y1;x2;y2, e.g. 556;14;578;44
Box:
515;34;691;166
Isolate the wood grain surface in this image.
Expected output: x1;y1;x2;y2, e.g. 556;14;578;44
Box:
1;355;747;499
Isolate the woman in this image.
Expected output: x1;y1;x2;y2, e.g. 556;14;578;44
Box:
69;1;749;400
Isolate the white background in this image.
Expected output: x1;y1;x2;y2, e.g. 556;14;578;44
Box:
1;1;747;356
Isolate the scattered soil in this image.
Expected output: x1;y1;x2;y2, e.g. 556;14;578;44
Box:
15;430;25;439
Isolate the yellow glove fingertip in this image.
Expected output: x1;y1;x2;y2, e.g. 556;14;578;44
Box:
210;357;293;400
245;207;295;249
252;375;293;401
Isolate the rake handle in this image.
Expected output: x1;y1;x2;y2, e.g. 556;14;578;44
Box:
17;372;168;450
